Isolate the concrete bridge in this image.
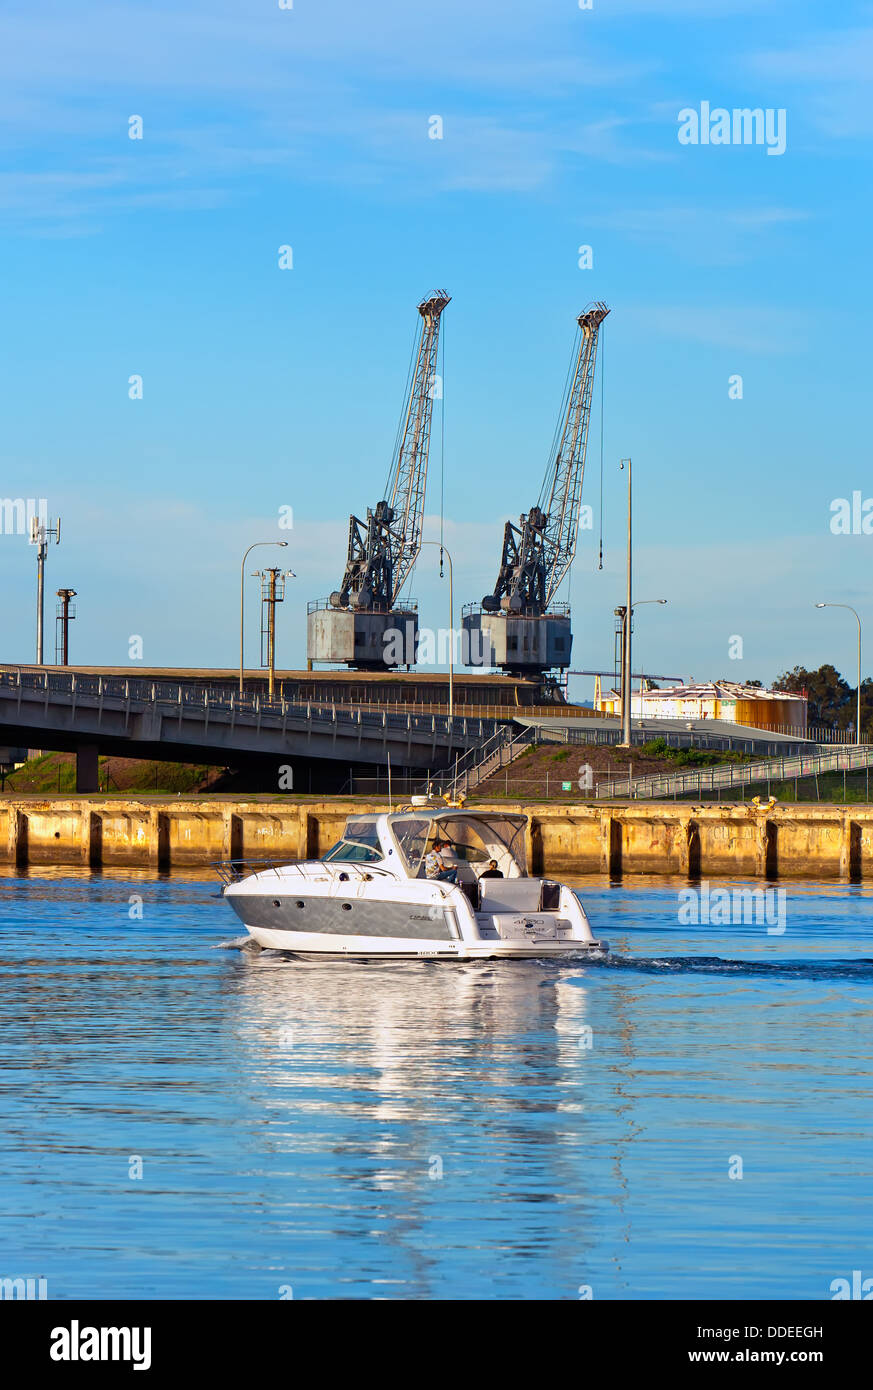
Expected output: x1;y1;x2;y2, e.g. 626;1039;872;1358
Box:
0;668;503;792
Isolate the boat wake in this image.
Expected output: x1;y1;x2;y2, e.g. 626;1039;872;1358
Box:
210;938;872;982
580;953;873;982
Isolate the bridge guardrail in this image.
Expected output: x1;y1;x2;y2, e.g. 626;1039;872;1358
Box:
0;668;505;750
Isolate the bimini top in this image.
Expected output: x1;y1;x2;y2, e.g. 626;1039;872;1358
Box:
324;809;528;880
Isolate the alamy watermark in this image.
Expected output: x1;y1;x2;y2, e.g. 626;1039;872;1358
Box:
678;881;787;934
678;102;787;157
1;1275;47;1299
0;497;48;537
830;1269;873;1299
383;624;486;668
829;492;873;535
50;1323;152;1371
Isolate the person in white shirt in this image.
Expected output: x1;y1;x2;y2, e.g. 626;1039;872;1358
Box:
424;839;458;884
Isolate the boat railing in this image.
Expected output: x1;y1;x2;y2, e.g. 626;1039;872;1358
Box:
211;858;391;886
212;858;307;885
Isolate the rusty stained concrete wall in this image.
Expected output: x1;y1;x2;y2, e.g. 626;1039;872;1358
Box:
0;798;871;878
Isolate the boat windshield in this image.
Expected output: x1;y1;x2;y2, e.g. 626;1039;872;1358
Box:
392;817;431;874
323;816;384;864
390;812;527;878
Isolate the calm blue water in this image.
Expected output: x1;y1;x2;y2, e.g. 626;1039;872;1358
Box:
0;868;870;1301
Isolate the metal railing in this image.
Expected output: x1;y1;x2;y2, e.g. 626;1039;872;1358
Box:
306;598;419;615
741;723;871;745
595;745;873;800
461;601;572;618
519;725;825;757
302;699;594;720
212;858;391;885
0;667;504;747
421;724;537;798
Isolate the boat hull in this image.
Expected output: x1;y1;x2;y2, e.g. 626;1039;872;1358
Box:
225;887;605;959
226;889;459;941
237;922;606;959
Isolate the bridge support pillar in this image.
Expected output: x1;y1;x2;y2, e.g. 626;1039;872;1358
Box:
76;744;99;794
223;811;243;861
295;809;320;859
7;809;27;866
599;813;622;877
87;812;103;867
754;818;778;878
840;818;862;880
148;810;170;869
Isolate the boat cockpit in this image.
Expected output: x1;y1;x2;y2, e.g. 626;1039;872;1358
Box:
322;810;530;890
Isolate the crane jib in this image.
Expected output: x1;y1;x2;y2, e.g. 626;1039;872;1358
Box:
484;301;609;615
332;291;450;613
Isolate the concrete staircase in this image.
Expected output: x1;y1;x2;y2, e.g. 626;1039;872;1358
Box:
426;724;535;798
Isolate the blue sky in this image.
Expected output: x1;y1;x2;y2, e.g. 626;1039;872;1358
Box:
0;0;871;699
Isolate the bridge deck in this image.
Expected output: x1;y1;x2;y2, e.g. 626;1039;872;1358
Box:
0;669;506;791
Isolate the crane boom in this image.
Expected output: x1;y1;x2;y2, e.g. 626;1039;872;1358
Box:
330;290;450;612
540;301;609;603
482;302;608;615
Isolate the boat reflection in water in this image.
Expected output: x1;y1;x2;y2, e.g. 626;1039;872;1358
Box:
223;945;608;1294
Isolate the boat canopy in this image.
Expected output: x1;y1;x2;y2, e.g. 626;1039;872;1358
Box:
387;810;528;878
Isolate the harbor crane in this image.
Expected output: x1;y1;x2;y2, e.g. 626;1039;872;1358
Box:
307;290;450;670
463;301;609;684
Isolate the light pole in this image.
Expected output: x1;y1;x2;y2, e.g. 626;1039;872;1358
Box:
31;514;61;664
619;458;632;745
614;598;667;722
631;599;667;707
240;541;288;696
815;602;862;743
56;588;77;665
253;567;295;699
418;540;454;723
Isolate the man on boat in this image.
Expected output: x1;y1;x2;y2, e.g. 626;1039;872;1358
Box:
425;839;458;884
479;859;503;879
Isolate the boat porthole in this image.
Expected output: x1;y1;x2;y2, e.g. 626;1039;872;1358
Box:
296;900;305;908
342;903;352;911
273;900;281;908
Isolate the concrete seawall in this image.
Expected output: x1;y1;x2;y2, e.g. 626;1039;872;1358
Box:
0;797;871;878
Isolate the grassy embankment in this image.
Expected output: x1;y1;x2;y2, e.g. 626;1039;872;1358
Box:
1;753;224;795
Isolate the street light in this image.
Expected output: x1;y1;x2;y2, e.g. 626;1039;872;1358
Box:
251;567;297;698
815;602;862;743
614;598;667;727
240;541;289;696
31;514;61;664
619;458;632;746
418;540;454;723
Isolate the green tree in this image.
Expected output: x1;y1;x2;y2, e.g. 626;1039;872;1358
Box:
854;677;873;739
773;664;851;729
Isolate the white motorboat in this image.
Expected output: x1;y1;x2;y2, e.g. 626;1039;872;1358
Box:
215;807;606;959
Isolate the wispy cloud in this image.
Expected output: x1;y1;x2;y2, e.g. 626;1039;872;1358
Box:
749;26;873;82
586;205;810;265
0;0;677;230
747;25;873;138
602;0;786;12
621;304;810;355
